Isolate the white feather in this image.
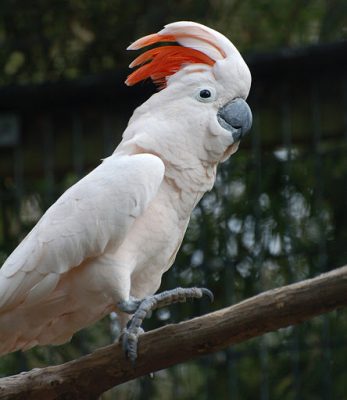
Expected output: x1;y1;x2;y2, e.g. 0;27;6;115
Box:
0;153;165;353
160;21;240;60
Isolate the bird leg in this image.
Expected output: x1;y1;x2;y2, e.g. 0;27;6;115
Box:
118;287;213;364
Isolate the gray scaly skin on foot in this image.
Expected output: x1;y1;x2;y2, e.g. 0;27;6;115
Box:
118;287;214;364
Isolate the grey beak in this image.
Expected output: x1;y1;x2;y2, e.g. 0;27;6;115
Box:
217;98;253;142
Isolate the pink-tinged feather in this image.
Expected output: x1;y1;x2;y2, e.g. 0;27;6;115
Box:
127;33;176;50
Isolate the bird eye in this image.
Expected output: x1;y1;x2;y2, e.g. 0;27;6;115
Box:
199;89;211;99
195;87;217;103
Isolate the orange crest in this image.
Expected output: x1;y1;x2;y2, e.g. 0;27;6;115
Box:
126;33;215;88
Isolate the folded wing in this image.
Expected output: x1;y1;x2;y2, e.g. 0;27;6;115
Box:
0;153;165;314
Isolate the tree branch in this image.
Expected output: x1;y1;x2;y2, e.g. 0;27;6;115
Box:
1;265;347;400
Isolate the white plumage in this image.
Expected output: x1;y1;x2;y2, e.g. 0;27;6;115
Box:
0;21;252;356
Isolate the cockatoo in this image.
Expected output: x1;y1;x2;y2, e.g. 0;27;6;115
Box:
0;21;252;362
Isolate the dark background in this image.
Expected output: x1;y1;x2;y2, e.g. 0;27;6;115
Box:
0;1;346;399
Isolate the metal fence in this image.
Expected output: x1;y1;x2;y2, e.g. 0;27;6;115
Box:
0;42;347;399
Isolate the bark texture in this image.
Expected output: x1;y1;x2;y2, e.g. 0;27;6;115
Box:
0;265;346;400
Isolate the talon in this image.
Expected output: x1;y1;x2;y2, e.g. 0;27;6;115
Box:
201;288;214;303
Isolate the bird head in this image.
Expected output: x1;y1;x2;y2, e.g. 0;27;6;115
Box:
121;21;252;167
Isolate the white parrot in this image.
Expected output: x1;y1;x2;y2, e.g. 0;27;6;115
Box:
0;21;252;362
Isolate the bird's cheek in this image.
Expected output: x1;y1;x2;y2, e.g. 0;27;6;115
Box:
203;131;232;162
204;118;240;162
209;115;236;142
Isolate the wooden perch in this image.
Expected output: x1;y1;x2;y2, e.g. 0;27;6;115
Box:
0;265;346;400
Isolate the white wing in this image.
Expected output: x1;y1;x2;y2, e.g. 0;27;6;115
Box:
0;153;165;313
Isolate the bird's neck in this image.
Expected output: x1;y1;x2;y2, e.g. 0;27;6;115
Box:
161;161;217;219
114;139;217;215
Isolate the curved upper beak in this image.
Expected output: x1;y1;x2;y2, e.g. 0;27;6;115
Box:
217;98;253;141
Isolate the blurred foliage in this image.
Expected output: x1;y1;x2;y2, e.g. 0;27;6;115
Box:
0;0;346;84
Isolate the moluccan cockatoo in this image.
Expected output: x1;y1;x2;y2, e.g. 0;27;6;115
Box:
0;21;252;362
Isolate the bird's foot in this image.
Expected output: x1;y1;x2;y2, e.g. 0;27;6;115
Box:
118;287;213;364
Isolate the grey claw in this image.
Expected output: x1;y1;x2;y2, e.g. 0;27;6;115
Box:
201;288;214;303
